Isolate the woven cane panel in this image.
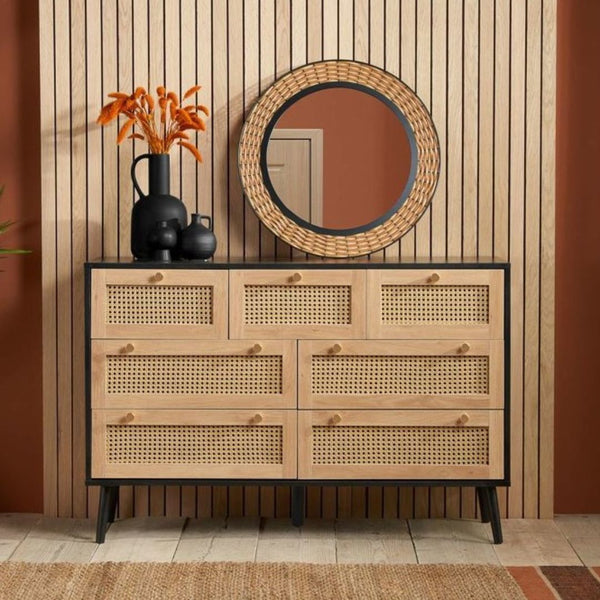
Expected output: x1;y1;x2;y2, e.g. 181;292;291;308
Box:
106;355;283;395
106;424;283;464
381;285;489;325
311;355;489;395
244;285;351;325
238;61;440;257
106;285;213;325
312;426;489;465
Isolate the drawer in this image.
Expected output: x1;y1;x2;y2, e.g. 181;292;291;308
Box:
298;410;503;480
91;339;296;409
91;409;297;479
229;269;366;339
299;340;503;409
91;269;228;339
367;269;504;339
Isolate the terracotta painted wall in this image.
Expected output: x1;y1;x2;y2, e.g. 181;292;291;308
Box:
0;0;596;514
554;0;600;513
0;0;43;512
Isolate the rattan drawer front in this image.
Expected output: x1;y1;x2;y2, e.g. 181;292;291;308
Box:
367;269;504;339
91;340;296;409
92;409;297;479
91;269;228;339
229;270;366;339
298;410;503;480
299;340;503;409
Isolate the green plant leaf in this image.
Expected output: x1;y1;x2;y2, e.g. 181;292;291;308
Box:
0;248;31;255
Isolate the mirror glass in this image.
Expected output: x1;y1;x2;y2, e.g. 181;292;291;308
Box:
264;85;414;233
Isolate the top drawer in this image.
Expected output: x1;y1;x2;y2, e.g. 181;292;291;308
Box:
367;269;504;339
91;269;228;339
230;269;366;339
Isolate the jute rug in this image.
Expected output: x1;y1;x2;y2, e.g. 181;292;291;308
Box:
0;562;526;600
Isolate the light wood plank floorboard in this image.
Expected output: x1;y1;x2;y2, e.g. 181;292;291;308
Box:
91;539;180;563
409;519;498;565
0;514;41;541
493;519;582;566
336;537;417;564
1;515;599;565
11;539;98;563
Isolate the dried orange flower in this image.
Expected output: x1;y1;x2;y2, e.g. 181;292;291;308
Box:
97;85;209;163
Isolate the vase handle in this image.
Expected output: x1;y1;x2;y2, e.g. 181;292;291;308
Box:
200;215;213;230
131;153;152;199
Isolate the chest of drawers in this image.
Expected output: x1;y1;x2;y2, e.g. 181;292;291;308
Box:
85;259;509;543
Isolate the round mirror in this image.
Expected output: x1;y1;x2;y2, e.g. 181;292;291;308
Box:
264;85;416;235
238;60;440;257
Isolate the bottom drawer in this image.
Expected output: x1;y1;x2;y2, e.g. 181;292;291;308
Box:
298;410;503;480
91;409;297;479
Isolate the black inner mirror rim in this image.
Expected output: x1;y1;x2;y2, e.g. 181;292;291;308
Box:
259;81;419;237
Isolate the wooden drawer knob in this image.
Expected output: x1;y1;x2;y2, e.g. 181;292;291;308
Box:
122;412;135;424
122;343;135;354
251;413;263;424
250;343;263;354
330;343;343;354
289;272;303;283
150;272;164;283
457;413;469;425
459;342;471;354
428;272;440;283
329;413;342;425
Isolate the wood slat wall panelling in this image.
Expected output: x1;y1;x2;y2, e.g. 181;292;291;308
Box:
70;0;88;520
508;0;526;520
179;0;196;519
461;0;479;521
493;0;510;518
196;0;213;520
336;0;353;520
54;0;73;519
243;0;261;519
40;0;556;520
39;0;58;517
414;0;432;520
399;0;416;261
429;0;447;521
85;0;103;520
539;0;557;520
367;0;386;517
524;0;542;519
445;0;463;520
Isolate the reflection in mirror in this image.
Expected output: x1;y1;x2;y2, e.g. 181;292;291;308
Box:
265;86;413;232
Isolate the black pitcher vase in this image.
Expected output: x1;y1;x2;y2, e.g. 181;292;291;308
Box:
130;153;187;260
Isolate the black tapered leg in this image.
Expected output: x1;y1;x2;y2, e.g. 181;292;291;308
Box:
107;486;119;524
476;487;491;524
291;484;305;527
488;486;503;544
95;486;112;544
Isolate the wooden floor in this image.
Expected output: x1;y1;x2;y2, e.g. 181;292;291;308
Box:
1;515;599;565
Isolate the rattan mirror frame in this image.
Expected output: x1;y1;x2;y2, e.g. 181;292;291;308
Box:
238;60;440;258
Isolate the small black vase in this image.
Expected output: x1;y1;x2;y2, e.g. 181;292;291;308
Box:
180;213;217;260
130;153;188;260
147;220;178;262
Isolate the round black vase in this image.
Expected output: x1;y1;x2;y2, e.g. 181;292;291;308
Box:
130;153;188;260
180;213;217;260
147;220;178;262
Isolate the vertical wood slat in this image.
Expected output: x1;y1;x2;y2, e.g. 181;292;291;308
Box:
460;0;479;521
539;0;557;520
40;0;58;517
70;0;88;519
54;0;73;519
39;1;556;521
